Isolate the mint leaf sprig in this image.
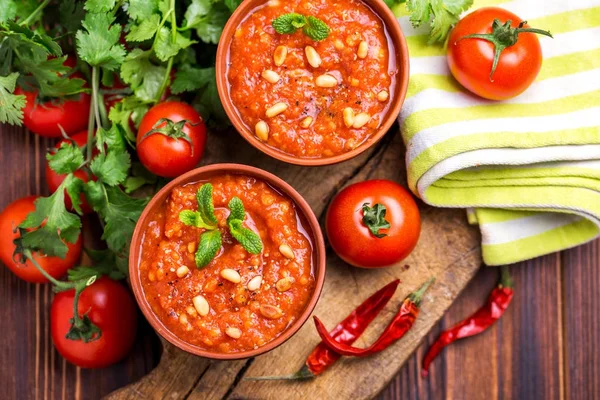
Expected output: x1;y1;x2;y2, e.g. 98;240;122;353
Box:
272;13;330;41
179;184;264;269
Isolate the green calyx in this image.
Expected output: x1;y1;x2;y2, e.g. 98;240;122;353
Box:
458;19;553;80
140;118;197;156
408;277;435;306
361;203;391;238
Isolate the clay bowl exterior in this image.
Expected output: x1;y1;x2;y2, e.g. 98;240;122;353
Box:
216;0;410;166
129;164;327;360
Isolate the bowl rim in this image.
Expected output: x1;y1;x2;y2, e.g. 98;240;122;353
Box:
215;0;410;166
129;163;327;360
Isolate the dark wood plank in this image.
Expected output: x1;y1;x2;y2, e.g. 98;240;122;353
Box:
563;239;600;399
378;253;567;400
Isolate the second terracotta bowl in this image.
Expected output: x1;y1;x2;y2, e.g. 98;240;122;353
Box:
216;0;410;166
129;164;327;360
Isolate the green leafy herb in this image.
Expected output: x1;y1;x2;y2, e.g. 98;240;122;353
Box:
195;229;222;268
76;12;126;70
226;197;263;254
68;249;127;281
47;142;85;175
403;0;474;43
361;203;391;238
0;73;26;125
272;13;330;41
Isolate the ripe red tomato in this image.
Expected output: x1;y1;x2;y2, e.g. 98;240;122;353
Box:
45;131;95;214
326;180;421;268
51;277;137;368
447;7;550;100
0;196;82;283
136;102;206;178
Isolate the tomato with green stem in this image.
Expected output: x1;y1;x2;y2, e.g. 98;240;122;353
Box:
45;131;96;214
0;196;82;283
50;276;138;369
136;101;207;178
326;180;421;268
447;7;553;100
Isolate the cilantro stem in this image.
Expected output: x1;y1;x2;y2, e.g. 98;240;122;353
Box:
91;67;102;131
19;0;51;27
155;0;177;103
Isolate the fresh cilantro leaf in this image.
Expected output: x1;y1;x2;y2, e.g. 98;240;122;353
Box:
197;183;218;226
191;72;229;126
58;0;86;33
84;182;147;253
126;14;161;42
171;66;214;94
96;124;127;153
227;197;245;223
154;28;195;62
383;0;406;8
124;162;157;194
223;0;242;13
185;4;229;44
76;13;126;70
127;0;159;20
47;142;85;175
13;0;39;23
84;0;117;13
108;97;148;143
19;175;82;258
120;48;166;102
0;73;26;125
65;176;84;215
17;56;86;98
0;0;17;23
361;203;390;238
304;16;330;41
3;22;62;57
404;0;472;43
195;230;222;268
228;219;263;254
272;13;306;34
89;150;131;186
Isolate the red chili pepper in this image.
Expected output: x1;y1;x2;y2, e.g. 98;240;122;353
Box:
314;278;434;357
247;279;400;380
421;266;514;377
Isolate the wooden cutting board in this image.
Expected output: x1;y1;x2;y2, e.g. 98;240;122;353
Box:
107;126;481;400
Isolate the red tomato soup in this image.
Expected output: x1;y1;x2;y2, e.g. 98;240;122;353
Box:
227;0;398;158
138;174;315;353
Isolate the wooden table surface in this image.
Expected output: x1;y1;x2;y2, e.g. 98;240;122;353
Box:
1;125;598;400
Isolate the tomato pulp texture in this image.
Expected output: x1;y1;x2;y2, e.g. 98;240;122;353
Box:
139;175;315;353
45;131;96;214
326;180;421;268
447;7;545;100
51;277;138;368
227;0;398;158
0;196;82;283
137;102;207;178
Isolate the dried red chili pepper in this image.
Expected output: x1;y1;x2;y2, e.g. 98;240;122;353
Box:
314;278;434;357
248;279;400;380
421;266;514;377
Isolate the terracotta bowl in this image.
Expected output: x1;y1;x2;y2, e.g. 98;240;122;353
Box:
216;0;410;166
129;164;327;360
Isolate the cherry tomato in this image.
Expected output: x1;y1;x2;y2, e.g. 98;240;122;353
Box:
326;180;421;268
0;196;82;283
51;277;137;368
447;7;550;100
45;131;96;214
16;56;91;138
136;101;207;178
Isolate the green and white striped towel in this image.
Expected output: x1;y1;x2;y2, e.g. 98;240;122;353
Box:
396;0;600;265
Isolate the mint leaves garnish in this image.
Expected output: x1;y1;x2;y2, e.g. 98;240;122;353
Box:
179;184;264;269
272;13;330;41
362;203;391;238
227;198;263;255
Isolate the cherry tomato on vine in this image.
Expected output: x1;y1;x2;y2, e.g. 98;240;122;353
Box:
16;56;91;138
447;7;552;100
136;101;207;178
51;277;137;368
0;196;82;283
326;180;421;268
45;131;96;214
